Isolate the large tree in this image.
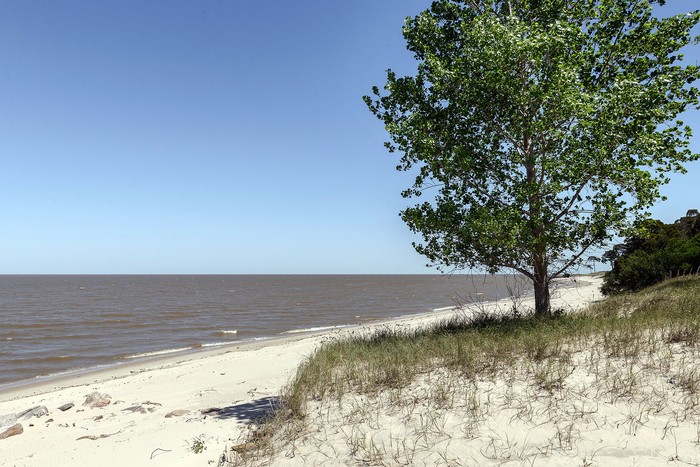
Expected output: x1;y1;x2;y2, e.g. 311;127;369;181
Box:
365;0;700;314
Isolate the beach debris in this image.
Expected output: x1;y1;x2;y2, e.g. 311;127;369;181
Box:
165;409;189;418
122;405;147;414
200;407;222;416
17;405;49;420
84;392;112;408
93;415;103;421
0;423;23;440
58;403;75;412
143;401;162;406
150;448;172;459
76;433;112;441
77;429;122;441
46;419;54;423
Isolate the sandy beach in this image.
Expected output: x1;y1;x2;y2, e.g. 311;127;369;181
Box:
0;277;603;466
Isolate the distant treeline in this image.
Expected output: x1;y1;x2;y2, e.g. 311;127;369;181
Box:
602;210;700;294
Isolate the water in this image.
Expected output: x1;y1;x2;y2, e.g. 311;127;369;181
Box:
0;275;530;387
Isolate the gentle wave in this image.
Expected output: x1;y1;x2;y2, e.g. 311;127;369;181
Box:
125;347;193;359
200;342;231;348
0;274;528;387
282;325;349;334
433;306;458;312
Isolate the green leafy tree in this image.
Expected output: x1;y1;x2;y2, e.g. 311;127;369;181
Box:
365;0;700;314
603;210;700;293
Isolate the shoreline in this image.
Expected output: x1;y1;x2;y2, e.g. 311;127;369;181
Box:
0;276;602;466
0;274;535;389
0;275;592;401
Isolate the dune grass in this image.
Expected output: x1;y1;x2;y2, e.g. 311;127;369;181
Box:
224;276;700;466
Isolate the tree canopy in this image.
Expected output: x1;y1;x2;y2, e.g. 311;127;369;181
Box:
365;0;700;314
602;210;700;294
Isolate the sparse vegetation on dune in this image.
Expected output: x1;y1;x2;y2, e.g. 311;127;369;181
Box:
223;276;700;466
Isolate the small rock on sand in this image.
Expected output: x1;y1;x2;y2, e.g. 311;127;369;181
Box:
58;403;75;412
200;407;221;416
84;392;111;408
0;424;23;440
165;410;189;418
122;405;147;414
0;414;17;430
17;406;49;420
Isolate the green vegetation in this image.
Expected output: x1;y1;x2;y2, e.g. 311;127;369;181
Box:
365;0;700;315
224;277;700;465
603;210;700;294
189;434;208;454
284;277;700;414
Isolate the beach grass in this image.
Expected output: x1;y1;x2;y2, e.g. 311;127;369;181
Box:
225;276;700;466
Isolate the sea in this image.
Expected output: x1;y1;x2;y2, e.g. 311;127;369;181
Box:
0;275;531;389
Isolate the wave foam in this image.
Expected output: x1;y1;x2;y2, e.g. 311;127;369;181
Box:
125;347;192;359
200;342;230;348
282;325;348;335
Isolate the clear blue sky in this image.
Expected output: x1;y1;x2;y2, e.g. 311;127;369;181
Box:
0;1;697;274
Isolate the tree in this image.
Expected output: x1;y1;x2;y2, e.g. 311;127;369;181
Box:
365;0;700;314
585;256;600;273
602;210;700;294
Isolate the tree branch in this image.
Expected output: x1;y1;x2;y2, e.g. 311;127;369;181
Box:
550;238;598;279
550;175;593;224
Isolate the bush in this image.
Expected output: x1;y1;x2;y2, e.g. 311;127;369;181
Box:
602;211;700;294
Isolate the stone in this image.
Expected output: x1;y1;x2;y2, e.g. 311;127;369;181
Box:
17;406;49;420
165;409;189;418
0;414;17;431
0;424;23;440
84;392;111;408
122;405;147;414
58;403;75;412
200;407;221;416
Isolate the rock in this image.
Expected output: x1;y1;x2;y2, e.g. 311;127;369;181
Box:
143;401;162;406
200;407;221;416
0;414;17;431
84;392;111;408
165;409;189;418
17;406;49;420
0;424;23;440
93;415;103;421
46;419;54;423
122;405;147;414
58;403;75;412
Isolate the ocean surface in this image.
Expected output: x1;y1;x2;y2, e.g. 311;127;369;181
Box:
0;275;531;388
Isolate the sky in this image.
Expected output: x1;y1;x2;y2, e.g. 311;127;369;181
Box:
0;1;698;274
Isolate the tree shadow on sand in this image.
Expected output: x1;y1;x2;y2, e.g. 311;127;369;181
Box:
206;396;279;423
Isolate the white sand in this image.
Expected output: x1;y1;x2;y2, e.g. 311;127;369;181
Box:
0;276;604;466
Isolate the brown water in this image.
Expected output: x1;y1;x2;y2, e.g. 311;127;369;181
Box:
0;275;530;388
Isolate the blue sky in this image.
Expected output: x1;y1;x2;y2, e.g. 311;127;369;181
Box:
0;1;698;274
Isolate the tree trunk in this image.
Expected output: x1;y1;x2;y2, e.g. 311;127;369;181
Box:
533;272;551;316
